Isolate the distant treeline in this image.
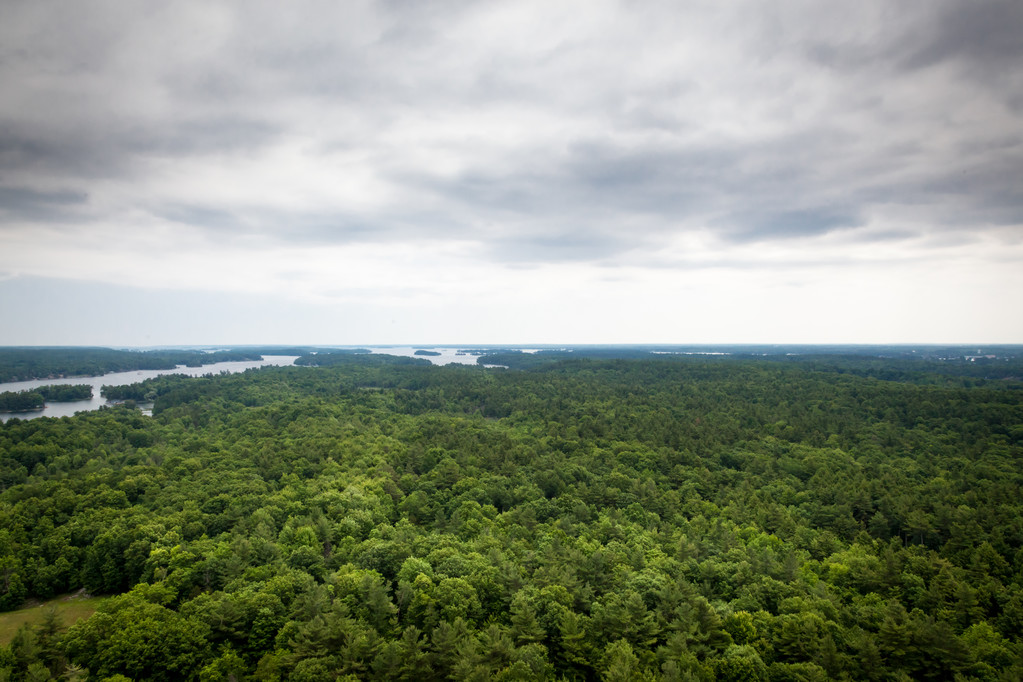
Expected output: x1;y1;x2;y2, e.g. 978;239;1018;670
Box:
0;348;270;382
476;348;1023;386
294;350;427;368
101;383;161;401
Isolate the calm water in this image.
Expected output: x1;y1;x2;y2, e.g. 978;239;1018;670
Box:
364;347;485;365
0;349;513;422
0;355;298;422
363;346;528;367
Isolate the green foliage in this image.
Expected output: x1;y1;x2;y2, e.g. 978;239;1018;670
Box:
0;355;1021;679
61;588;210;680
0;392;43;412
34;385;92;402
713;644;768;681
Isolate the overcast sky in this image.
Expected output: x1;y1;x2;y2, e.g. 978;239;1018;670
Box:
1;0;1021;345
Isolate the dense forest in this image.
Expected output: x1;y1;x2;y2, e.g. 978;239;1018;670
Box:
0;354;1021;680
473;349;1023;385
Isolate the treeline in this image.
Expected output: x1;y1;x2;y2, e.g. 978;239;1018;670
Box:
477;349;1023;386
36;385;93;402
295;350;421;367
0;391;43;411
0;348;268;383
101;383;164;402
0;355;1020;679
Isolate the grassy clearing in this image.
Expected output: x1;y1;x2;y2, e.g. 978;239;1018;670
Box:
0;594;105;646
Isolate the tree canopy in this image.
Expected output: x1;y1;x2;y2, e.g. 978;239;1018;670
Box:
0;354;1021;680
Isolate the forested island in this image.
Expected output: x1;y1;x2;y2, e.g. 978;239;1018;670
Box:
0;385;94;412
0;391;44;412
0;352;1021;680
36;385;93;402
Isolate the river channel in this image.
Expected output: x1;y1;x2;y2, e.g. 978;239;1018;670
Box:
0;347;517;422
0;355;298;422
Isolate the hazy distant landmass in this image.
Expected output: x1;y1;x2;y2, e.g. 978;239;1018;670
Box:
0;347;268;382
294;349;424;368
2;344;1021;383
471;345;1023;384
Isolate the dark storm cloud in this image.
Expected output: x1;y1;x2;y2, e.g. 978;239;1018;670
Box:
0;0;1021;267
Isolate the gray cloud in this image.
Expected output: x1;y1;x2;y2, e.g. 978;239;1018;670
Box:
716;207;865;243
0;0;1021;267
901;0;1023;71
0;185;88;223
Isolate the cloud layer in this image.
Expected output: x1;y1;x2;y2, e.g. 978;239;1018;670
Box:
1;0;1021;343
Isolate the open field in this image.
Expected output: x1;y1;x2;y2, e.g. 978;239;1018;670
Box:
0;594;104;646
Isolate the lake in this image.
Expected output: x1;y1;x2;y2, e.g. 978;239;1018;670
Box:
0;348;512;422
364;346;487;365
0;355;298;422
361;346;524;367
